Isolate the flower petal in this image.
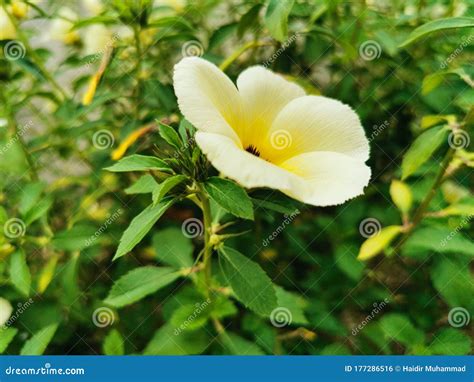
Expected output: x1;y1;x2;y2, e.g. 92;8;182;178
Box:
173;57;243;143
236;66;305;148
267;95;370;163
280;151;371;206
195;132;304;194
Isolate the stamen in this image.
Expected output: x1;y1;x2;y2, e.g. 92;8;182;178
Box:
245;145;260;157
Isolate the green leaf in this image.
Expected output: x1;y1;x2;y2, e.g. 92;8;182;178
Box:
219;332;265;355
158;122;182;149
264;0;295;42
0;328;18;354
104;266;180;308
400;17;474;47
103;329;125;355
431;258;474;310
52;224;98;251
218;246;277;316
152;175;187;205
358;226;403;261
275;286;309;325
152;227;194;269
401;125;448;180
23;197;53;225
114;199;175;260
18;182;44;216
20;323;59;355
403;226;474;258
143;322;208;355
379;314;425;347
237;4;263;38
170;303;211;331
334;246;365;282
72;15;118;30
203;177;254;220
10;250;31;297
105;155;170;172
125;174;158;194
429;328;472;355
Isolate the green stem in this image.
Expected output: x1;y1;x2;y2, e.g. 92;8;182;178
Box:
219;41;272;72
197;184;213;297
3;5;68;101
132;25;143;121
393;148;455;253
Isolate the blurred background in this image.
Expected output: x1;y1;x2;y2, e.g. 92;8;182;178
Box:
0;0;472;355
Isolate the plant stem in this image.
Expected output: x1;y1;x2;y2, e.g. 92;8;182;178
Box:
132;25;143;122
219;41;272;72
393;148;455;253
3;6;68;101
197;183;213;297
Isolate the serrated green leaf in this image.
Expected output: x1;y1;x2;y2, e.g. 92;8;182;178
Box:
152;227;194;269
218;246;277;316
125;174;158;194
103;329;125;355
105;155;170;172
104;266;180;308
204;177;254;220
114;199;175;260
219;332;265;355
143;322;208;355
264;0;295;42
158;122;182;149
400;17;474;47
275;286;309;325
401;125;448;180
429;328;471;355
403;226;474;258
152;175;187;205
10;250;31;297
20;323;59;355
379;314;425;347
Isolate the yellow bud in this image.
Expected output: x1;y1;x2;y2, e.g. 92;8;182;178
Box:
441;180;469;204
209;234;221;246
390;180;412;215
38;254;59;294
82;74;100;106
260;248;277;261
358;225;403;261
11;1;28;19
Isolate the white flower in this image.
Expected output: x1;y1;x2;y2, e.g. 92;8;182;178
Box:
82;24;113;55
0;297;13;327
83;0;104;16
173;57;371;206
49;7;79;45
0;7;16;40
